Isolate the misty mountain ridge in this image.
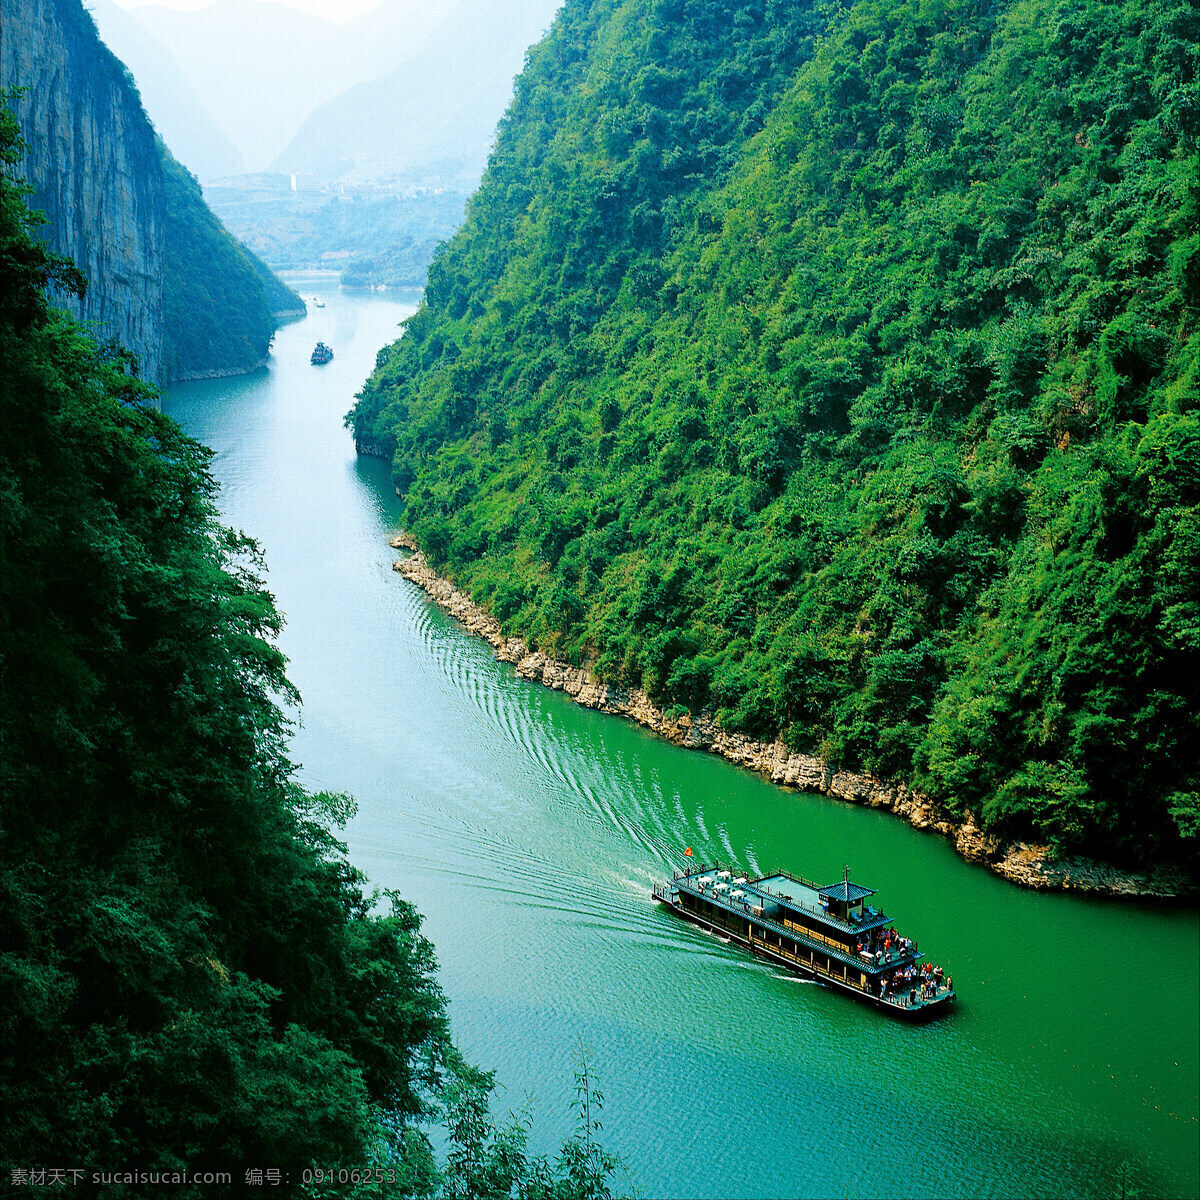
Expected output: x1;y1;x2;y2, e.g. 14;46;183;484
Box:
87;0;246;179
273;0;562;185
106;0;562;284
125;0;482;173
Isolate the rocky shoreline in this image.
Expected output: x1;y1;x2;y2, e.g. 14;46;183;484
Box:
355;439;393;461
170;356;270;383
391;536;1194;900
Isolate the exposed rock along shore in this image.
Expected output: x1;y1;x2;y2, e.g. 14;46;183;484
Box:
391;537;1194;900
169;356;270;383
356;439;394;461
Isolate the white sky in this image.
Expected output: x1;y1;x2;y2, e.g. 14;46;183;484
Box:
112;0;389;23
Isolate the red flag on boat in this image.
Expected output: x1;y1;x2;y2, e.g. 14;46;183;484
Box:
684;847;693;857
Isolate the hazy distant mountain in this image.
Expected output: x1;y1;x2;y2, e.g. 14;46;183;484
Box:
127;0;338;170
273;0;562;185
88;0;245;180
126;0;463;172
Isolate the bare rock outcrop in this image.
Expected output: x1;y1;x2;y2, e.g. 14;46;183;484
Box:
2;0;166;381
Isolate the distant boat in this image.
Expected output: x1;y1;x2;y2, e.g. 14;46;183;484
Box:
311;341;333;365
311;296;325;307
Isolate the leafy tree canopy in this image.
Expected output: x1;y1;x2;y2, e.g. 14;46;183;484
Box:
1;92;447;1184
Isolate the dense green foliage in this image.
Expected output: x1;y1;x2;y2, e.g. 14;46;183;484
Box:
2;97;624;1196
252;251;308;317
1;101;445;1187
340;228;458;292
350;0;1199;864
160;147;302;380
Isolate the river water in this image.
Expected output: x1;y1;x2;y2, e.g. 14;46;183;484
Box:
163;274;1198;1200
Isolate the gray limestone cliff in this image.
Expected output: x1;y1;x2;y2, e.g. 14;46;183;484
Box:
1;0;166;382
1;0;301;384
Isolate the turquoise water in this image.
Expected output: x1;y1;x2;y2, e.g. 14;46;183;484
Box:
164;274;1199;1200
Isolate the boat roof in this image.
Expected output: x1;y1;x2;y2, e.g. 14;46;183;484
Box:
676;866;889;934
754;872;874;907
668;863;901;961
818;880;876;902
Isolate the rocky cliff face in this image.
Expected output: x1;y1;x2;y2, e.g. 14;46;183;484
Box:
1;0;165;382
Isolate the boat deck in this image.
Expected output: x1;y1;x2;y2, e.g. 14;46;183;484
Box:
752;871;891;935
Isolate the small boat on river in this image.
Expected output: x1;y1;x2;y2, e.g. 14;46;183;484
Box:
310;341;333;365
653;861;954;1019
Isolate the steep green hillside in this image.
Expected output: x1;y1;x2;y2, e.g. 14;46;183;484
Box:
350;0;1198;867
1;103;445;1180
160;147;302;380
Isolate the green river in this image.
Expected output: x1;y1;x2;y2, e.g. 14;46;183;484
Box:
163;273;1198;1200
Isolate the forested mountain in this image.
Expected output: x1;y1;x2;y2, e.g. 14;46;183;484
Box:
1;99;620;1195
159;147;304;381
350;0;1199;868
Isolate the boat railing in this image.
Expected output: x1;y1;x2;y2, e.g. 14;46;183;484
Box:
662;863;944;1011
754;911;922;985
879;984;952;1010
672;864;889;936
657;880;947;1008
676;861;825;896
768;893;882;935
